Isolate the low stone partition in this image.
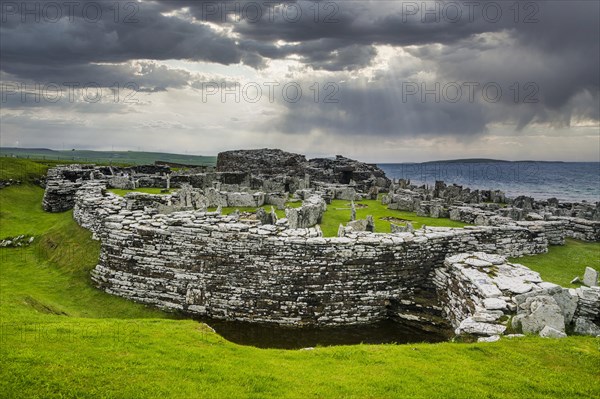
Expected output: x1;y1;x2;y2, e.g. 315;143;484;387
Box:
449;206;496;224
205;188;266;208
435;253;599;339
448;205;594;244
514;221;566;246
559;217;600;242
42;164;301;213
382;190;421;212
417;199;449;218
453;205;600;243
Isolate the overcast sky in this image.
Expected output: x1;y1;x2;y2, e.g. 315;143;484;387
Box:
1;0;598;162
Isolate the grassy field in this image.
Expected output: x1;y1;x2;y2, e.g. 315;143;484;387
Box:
0;159;599;398
205;199;469;237
320;199;468;236
512;239;600;288
1;148;216;167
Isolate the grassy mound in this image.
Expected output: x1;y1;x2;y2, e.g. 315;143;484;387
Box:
0;157;49;183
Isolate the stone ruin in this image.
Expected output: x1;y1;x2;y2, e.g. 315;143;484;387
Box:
436;253;599;340
383;179;600;242
39;149;600;339
217;149;390;193
42;149;390;214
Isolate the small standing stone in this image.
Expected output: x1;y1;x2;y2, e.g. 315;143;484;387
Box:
582;267;598;287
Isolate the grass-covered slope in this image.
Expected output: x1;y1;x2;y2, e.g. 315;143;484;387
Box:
512;239;600;288
0;185;170;320
1;147;216;167
0;159;598;398
0;157;50;183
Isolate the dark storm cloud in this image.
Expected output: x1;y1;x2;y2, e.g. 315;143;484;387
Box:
1;0;550;82
270;77;490;138
2;62;193;89
0;61;241;110
269;1;600;137
1;0;598;140
0;0;244;66
0;0;249;91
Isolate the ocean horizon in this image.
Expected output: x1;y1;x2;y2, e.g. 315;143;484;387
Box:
378;161;600;203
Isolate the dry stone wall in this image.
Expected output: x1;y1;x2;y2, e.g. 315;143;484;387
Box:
449;205;600;243
435;252;600;339
69;181;550;327
42;162;599;335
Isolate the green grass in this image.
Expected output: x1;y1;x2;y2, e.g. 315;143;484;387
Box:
0;185;72;239
1;148;216;167
210;202;303;219
210;199;467;237
0;158;50;183
0;186;170;320
0;157;134;184
2;323;598;398
511;238;600;288
0;161;599;398
320;199;469;237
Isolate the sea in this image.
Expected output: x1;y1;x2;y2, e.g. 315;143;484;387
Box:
378;161;600;203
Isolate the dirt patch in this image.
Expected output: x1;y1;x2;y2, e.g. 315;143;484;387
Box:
239;212;258;221
23;295;69;316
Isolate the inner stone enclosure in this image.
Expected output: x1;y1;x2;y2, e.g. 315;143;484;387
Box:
42;149;600;338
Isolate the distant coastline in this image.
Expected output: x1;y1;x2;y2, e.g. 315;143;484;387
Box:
419;158;566;164
0;147;592;164
379;161;599;203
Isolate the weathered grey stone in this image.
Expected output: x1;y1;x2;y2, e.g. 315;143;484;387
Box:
504;334;525;338
483;298;508;310
464;257;493;268
549;289;578;324
494;275;535;295
573;317;600;336
391;222;414;233
582;267;598;287
518;295;565;334
477;335;501;343
256;207;274;225
571;276;581;284
457;318;506;336
539;325;567;338
346;219;368;232
285;195;326;229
